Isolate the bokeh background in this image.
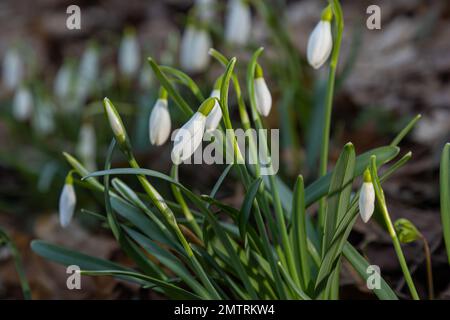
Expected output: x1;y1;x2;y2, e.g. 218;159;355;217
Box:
0;0;449;299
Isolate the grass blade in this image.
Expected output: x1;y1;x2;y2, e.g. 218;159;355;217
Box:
440;143;450;265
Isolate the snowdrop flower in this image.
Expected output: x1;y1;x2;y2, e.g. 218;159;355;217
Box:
103;97;127;146
196;0;216;22
225;0;251;45
149;88;171;146
253;64;272;117
54;62;73;101
180;24;212;73
118;27;140;78
2;48;24;91
359;168;375;223
33;98;55;135
171;97;216;164
76;44;99;102
76;122;96;171
307;6;333;69
205;77;222;131
59;173;76;228
12;86;33;121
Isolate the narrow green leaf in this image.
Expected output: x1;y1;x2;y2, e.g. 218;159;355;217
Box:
239;178;262;238
159;66;205;102
390;114;421;147
440;143;450;265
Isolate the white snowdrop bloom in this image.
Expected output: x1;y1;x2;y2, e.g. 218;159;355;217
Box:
180;25;211;73
171;98;215;164
205;89;222;131
307;7;333;69
253;65;272;117
149;91;171;146
76;122;96;171
225;0;251;45
118;28;140;78
103;97;126;144
33;99;55;135
359;169;375;223
196;0;216;22
12;86;33;121
2;48;24;91
59;177;76;228
76;45;99;102
54;63;73;101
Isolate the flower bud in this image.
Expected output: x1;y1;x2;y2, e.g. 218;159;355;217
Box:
2;48;24;91
13;86;33;121
359;168;375;223
253;64;272;117
171;98;215;164
76;44;99;102
76;122;97;171
225;0;251;45
180;24;211;73
195;0;216;22
33;98;55;135
205;77;222;131
103;97;128;146
119;27;140;78
59;173;76;228
149;88;171;146
307;6;333;69
395;218;421;244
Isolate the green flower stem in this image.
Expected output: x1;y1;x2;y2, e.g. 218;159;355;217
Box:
420;234;434;300
318;0;344;230
370;156;419;300
247;48;301;288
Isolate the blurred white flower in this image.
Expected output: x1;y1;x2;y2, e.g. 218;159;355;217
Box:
13;86;33;121
54;63;73;101
76;45;99;102
180;25;211;73
359;169;375;223
76;122;96;171
149;97;171;146
139;63;153;90
2;48;24;91
59;180;76;228
205;89;222;131
33;98;55;135
307;11;333;69
118;28;140;78
225;0;251;45
171;112;206;164
254;65;272;117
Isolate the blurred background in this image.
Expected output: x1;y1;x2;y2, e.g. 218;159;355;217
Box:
0;0;449;299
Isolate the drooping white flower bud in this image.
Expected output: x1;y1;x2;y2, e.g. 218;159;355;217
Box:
307;6;333;69
76;122;97;171
149;88;171;146
253;64;272;117
59;173;76;228
180;25;212;73
359;168;375;223
33;98;55;135
13;86;33;121
54;62;74;101
205;77;222;131
2;48;24;91
118;27;140;78
171;98;215;164
225;0;251;45
76;44;99;102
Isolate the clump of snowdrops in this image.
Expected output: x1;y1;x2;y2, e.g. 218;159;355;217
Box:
29;0;450;301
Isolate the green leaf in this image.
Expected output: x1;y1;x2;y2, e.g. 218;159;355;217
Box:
390;114;421;147
322;142;355;252
342;244;398;300
239;178;262;238
159;66;205;102
440;143;450;265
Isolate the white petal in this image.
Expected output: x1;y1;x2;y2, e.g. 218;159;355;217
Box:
54;64;72;102
13;87;33;121
225;0;251;45
149;99;171;146
205;89;222;131
180;27;211;73
171;112;206;164
254;78;272;117
76;123;96;171
104;99;125;139
59;184;76;228
119;34;140;77
307;21;333;69
2;49;24;91
359;182;375;223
